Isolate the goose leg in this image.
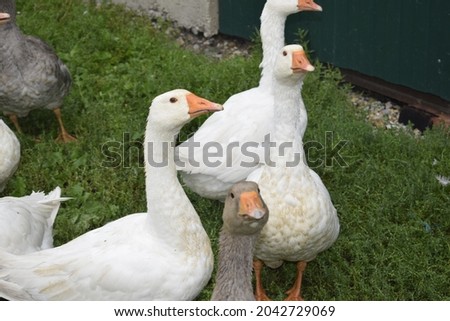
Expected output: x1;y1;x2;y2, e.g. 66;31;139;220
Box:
284;261;307;301
253;259;271;301
53;107;76;143
8;114;22;133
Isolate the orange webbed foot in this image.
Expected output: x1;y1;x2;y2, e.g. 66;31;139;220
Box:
56;131;77;143
283;261;307;301
253;259;272;301
53;107;77;143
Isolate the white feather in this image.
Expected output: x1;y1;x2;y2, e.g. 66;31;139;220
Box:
0;186;70;254
435;175;450;186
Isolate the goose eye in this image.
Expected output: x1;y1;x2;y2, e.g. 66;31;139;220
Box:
169;97;178;103
282;51;287;56
257;188;261;193
230;192;235;199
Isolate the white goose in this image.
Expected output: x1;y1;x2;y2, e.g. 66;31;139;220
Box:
0;187;70;254
0;119;20;193
175;0;322;201
0;90;222;300
249;45;339;301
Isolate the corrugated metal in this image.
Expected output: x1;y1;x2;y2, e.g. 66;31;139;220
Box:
219;0;450;102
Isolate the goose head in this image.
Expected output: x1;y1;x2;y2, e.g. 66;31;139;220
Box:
148;89;223;133
0;12;10;26
0;0;15;24
222;181;269;236
266;0;322;15
298;0;322;12
274;44;315;81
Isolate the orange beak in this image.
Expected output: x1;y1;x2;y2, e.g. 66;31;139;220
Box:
0;12;10;22
239;191;267;220
186;93;223;118
292;50;315;73
298;0;323;12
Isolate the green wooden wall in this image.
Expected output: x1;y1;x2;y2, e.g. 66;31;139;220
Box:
219;0;450;102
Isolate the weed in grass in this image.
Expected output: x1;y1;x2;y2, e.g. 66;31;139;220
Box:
2;0;448;301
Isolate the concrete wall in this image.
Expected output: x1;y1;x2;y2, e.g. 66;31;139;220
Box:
108;0;219;37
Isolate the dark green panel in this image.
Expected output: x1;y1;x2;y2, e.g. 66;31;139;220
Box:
218;0;264;39
219;0;450;101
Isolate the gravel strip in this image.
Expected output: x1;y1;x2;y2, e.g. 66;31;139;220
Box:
348;91;421;136
151;17;252;60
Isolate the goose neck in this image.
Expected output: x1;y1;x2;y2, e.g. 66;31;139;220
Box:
259;8;288;88
212;231;257;300
143;123;181;212
143;118;211;259
272;79;305;142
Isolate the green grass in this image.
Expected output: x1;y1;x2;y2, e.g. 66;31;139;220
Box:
2;0;449;300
